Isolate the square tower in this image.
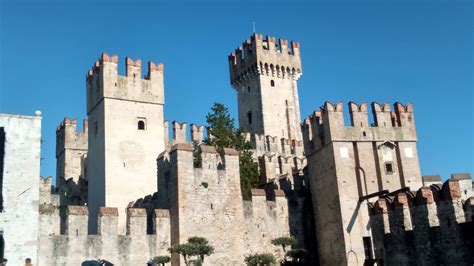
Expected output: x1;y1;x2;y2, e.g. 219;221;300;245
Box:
229;34;303;141
302;101;423;265
86;54;165;233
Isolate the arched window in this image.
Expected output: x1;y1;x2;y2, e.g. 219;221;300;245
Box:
270;80;275;87
247;112;252;125
138;120;145;130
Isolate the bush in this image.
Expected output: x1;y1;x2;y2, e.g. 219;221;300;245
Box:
286;249;307;262
244;253;276;266
153;255;171;265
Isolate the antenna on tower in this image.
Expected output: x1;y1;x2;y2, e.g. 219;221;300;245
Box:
252;21;256;33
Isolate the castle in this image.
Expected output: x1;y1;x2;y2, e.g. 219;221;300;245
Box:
0;33;472;265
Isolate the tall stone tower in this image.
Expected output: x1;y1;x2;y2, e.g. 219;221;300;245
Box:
86;53;165;233
228;34;303;141
302;102;423;265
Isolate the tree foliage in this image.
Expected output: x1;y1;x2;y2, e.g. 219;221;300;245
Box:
204;103;259;200
271;236;297;252
286;249;307;263
168;236;214;265
153;255;171;266
244;253;276;266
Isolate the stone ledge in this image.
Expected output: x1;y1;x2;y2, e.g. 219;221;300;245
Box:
251;189;266;197
154;209;170;218
451;173;472;181
170;142;193;152
422;175;441;182
99;207;119;216
67;205;88;215
274;190;286;197
223;147;239;156
200;145;218;154
127;208;147;217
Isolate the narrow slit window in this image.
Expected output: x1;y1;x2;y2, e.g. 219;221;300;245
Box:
247;112;252;125
270;80;275;87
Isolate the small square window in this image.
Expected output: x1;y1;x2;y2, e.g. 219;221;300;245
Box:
384;162;394;175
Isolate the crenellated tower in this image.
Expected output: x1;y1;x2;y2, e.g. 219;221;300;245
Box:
302;101;423;266
228;34;303;141
86;53;165;233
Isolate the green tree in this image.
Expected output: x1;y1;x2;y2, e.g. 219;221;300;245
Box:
168;243;194;265
244;253;276;266
271;236;297;263
168;236;214;265
188;236;215;263
286;249;307;264
204;103;259;199
153;255;171;266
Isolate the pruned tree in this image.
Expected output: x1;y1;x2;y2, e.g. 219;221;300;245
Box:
271;236;297;263
168;236;214;265
153;255;171;266
244;253;276;266
286;249;307;264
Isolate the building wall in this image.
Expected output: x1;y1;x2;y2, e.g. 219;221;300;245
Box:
0;112;42;265
86;54;165;234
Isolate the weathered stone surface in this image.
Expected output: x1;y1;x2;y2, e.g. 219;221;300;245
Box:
0;113;42;265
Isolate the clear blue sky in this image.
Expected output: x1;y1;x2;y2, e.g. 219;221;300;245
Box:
1;0;472;182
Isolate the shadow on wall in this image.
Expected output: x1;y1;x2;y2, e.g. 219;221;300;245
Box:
0;127;5;212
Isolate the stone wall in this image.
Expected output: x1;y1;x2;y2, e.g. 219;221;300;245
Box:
369;179;474;265
0;112;42;265
149;143;294;265
38;179;170;265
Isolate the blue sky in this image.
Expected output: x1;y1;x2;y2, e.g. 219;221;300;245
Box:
1;0;472;182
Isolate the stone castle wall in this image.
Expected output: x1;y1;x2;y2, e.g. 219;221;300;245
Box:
0;113;42;265
369;178;473;264
38;177;170;265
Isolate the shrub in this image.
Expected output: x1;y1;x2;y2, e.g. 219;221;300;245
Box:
244;253;276;266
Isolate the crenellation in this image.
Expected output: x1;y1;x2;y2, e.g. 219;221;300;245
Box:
66;206;88;236
86;53;164;115
172;121;187;144
125;57;142;78
126;208;147;236
98;207;118;236
190;123;204;143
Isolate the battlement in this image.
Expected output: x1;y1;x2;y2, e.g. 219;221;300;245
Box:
368;177;473;233
302;101;417;152
164;121;306;188
55;117;88;156
86;53;164;114
229;33;302;88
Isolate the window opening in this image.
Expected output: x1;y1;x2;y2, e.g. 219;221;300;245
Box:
384;162;394;175
270;80;275;87
138;120;146;130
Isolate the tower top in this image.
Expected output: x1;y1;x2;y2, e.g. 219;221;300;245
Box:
228;33;302;88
